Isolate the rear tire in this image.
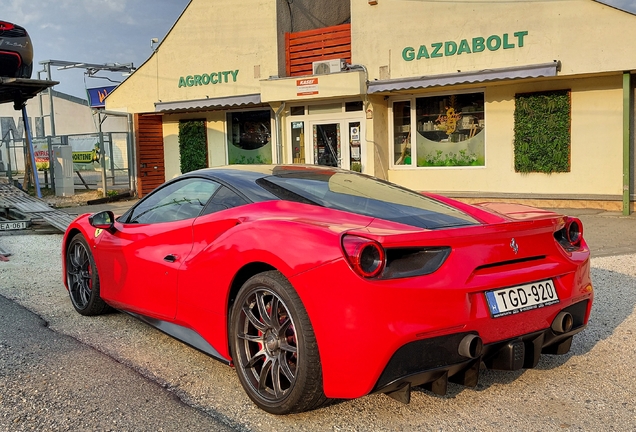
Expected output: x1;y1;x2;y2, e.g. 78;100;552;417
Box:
65;234;111;316
229;270;328;414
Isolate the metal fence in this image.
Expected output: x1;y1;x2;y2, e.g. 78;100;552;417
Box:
0;131;134;195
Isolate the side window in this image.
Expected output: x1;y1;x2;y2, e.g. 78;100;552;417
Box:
127;178;221;224
201;186;248;216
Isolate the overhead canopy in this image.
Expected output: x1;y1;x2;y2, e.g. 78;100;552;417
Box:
0;77;59;109
368;61;561;94
155;93;263;113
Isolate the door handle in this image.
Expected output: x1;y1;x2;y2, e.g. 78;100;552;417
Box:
163;254;177;263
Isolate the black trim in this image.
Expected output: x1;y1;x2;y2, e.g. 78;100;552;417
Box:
373;300;589;395
125;311;231;365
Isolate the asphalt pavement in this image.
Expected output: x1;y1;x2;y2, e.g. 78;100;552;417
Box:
0;294;237;432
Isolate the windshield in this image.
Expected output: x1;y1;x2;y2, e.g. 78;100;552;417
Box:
256;170;479;229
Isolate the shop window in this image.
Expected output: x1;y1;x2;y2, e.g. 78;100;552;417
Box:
345;101;363;112
393;100;411;165
291;121;305;163
227;110;273;165
290;106;305;116
308;103;342;115
514;90;571;173
392;92;485;168
415;93;485;167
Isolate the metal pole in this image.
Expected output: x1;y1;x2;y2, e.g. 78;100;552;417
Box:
22;106;42;198
127;113;136;194
45;63;56;137
98;111;107;197
47;136;56;195
108;132;115;185
623;72;631;216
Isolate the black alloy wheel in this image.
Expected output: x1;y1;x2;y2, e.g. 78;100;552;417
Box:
66;234;110;316
230;271;327;414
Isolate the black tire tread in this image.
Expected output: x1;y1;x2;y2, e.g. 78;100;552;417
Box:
231;270;330;414
67;234;111;316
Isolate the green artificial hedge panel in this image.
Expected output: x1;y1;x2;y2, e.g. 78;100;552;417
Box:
514;90;571;173
178;119;208;174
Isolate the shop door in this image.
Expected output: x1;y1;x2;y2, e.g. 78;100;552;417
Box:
134;114;166;198
307;120;362;170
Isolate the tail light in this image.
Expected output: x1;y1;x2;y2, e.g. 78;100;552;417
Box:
555;217;583;251
342;235;385;278
342;235;451;279
566;218;582;246
0;22;15;31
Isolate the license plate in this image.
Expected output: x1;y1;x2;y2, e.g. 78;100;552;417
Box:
485;279;559;318
0;221;29;231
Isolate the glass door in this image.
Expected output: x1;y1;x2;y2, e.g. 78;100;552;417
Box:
307;120;361;170
313;122;341;167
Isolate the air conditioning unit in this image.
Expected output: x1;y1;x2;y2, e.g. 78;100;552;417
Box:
312;59;346;75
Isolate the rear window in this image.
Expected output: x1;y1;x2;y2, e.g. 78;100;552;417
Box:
256;171;479;229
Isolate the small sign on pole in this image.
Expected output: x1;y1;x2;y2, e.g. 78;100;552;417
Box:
87;85;117;109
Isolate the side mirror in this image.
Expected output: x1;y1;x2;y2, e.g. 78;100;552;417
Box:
88;210;115;231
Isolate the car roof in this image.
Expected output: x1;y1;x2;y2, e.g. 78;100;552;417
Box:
180;164;350;203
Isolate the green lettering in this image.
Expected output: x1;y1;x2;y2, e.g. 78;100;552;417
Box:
230;70;239;82
487;35;501;51
201;74;210;85
457;39;471;55
222;71;230;83
444;41;457;56
178;77;187;88
194;75;202;86
514;30;528;47
473;37;485;53
402;47;415;61
503;33;515;49
210;73;218;84
431;42;443;58
416;45;429;60
186;75;194;87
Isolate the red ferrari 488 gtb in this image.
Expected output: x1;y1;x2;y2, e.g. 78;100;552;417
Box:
63;165;593;414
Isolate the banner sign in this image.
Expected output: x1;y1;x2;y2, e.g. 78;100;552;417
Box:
87;85;117;108
68;136;100;164
297;78;319;96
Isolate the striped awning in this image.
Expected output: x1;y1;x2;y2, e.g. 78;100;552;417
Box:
155;93;262;113
368;61;561;94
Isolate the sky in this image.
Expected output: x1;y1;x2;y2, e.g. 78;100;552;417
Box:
1;0;635;100
1;0;191;98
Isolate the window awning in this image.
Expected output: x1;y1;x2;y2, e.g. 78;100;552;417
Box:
368;61;561;94
155;93;262;113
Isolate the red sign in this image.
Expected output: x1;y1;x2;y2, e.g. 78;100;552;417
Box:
297;78;319;96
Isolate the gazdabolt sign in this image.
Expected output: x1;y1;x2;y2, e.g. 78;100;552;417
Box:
402;31;528;62
178;70;239;88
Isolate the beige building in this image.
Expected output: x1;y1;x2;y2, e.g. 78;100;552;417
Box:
106;0;635;213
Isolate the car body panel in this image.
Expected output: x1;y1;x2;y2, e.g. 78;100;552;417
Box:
61;165;593;403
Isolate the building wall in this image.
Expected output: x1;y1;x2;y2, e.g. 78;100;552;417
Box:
351;0;636;81
275;0;351;76
162;111;229;180
347;0;636;199
107;0;281;114
387;75;625;196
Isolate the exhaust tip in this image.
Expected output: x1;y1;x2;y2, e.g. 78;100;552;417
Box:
458;334;483;359
551;311;574;334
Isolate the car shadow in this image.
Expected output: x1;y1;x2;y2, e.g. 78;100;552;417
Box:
413;264;636;398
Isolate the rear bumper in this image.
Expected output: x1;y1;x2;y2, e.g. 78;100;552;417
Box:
372;300;589;397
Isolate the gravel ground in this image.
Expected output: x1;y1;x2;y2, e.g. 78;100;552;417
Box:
0;234;635;431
